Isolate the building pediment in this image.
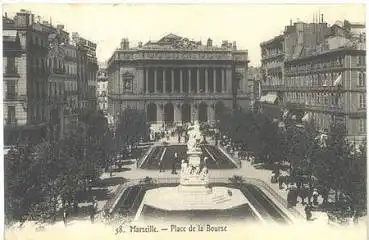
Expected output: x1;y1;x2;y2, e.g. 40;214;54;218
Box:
144;33;202;50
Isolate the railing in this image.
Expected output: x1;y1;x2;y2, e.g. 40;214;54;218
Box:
5;93;17;100
104;176;303;219
136;144;155;169
4;67;18;76
217;145;242;168
6;119;17;126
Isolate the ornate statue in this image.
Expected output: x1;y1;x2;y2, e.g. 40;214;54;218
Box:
187;137;197;152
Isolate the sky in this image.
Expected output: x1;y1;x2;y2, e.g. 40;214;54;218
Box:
2;3;366;66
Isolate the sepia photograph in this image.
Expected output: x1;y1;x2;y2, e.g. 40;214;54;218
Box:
1;2;367;240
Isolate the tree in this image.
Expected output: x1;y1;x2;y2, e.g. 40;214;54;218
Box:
317;122;354;203
116;108;149;149
345;139;366;210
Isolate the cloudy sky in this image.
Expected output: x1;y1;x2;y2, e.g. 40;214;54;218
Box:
3;3;366;66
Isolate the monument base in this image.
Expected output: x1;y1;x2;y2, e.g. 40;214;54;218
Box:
178;185;213;194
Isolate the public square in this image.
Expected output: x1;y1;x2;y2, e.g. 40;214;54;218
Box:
3;5;366;239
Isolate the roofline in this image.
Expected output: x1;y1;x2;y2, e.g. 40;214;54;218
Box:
285;47;365;63
260;34;284;47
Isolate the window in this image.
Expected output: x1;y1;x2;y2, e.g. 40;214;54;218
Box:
359;94;366;109
358;72;365;87
7;106;16;124
358;56;366;66
359;119;366;133
6;57;16;74
7;81;16;99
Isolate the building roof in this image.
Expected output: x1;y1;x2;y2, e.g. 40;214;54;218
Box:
260;34;284;46
3;30;22;52
285;44;365;63
141;33;234;51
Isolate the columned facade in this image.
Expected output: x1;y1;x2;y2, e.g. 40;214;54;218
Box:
107;34;250;125
142;67;230;94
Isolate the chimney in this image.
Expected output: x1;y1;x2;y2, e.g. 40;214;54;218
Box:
121;38;129;50
4;12;7;18
221;40;228;48
138;41;143;48
321;14;324;23
16;10;34;27
207;38;213;47
290;19;292;26
57;24;64;30
233;41;237;50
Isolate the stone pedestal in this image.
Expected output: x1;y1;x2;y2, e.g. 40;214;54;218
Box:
187;150;202;166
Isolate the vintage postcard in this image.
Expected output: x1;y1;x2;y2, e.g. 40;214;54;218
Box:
1;2;367;240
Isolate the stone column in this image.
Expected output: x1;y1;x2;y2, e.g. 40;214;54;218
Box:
180;68;183;93
145;68;149;94
197;68;200;93
188;68;192;93
192;103;198;122
163;69;166;94
174;103;181;123
226;67;232;93
208;104;215;123
154;68;158;93
136;67;144;94
171;69;174;93
157;103;163;122
213;68;217;93
221;68;225;93
205;68;209;93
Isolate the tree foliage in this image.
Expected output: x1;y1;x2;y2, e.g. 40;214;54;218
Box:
4;110;114;223
218;108;367;209
116;108;149;147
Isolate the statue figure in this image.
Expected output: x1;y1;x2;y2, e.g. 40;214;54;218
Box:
181;160;188;174
200;166;208;180
187;137;197;152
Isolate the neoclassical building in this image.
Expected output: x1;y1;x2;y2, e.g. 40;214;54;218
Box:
107;34;250;125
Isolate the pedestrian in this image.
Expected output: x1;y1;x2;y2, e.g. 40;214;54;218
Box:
322;187;329;205
312;188;319;205
63;208;68;227
159;159;164;172
172;152;178;174
90;204;95;224
304;203;313;221
353;210;359;224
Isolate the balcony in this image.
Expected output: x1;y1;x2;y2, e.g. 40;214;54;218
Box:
286;102;344;114
5;93;17;100
261;85;284;91
4;67;19;77
6;119;17;126
109;92;234;101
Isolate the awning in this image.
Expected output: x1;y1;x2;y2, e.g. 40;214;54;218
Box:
333;74;342;86
302;112;313;122
267;92;278;104
260;92;278;104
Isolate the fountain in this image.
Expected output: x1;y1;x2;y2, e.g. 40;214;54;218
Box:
179;121;210;191
134;121;259;222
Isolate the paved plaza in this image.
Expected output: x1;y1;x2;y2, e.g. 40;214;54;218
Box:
96;135;306;217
